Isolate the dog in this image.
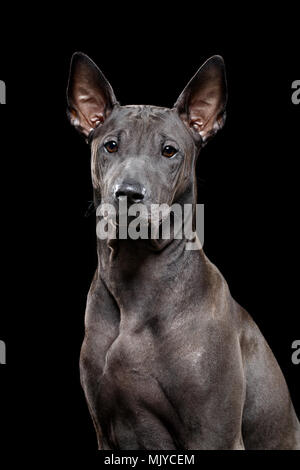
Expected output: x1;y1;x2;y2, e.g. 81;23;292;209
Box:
66;52;300;449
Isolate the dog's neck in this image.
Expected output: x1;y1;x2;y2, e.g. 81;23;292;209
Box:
97;235;205;330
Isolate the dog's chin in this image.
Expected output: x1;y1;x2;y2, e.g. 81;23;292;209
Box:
99;200;173;244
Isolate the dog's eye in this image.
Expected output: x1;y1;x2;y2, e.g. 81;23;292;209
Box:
162;145;177;158
104;140;118;153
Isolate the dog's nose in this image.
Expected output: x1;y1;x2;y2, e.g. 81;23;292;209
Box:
115;182;145;204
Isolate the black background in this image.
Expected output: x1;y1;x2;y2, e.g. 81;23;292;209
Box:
0;11;299;459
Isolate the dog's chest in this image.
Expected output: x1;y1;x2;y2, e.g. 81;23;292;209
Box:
84;324;235;449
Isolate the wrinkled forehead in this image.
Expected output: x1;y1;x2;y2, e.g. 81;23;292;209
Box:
92;105;194;147
116;105;177;126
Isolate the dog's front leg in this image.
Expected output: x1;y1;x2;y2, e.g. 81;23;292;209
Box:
80;272;120;449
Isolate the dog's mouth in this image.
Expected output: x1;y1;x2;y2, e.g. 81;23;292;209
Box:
100;212;182;246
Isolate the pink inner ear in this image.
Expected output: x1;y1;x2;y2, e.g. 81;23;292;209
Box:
189;100;210;132
188;85;222;133
70;106;104;137
75;86;107;127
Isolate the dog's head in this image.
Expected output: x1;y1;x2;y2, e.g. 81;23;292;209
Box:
67;53;227;218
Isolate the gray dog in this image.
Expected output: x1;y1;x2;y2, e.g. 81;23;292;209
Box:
67;52;300;450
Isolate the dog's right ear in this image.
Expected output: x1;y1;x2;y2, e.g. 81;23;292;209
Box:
67;52;118;138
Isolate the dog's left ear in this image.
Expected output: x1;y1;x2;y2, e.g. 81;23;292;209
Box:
174;56;227;144
67;52;118;138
